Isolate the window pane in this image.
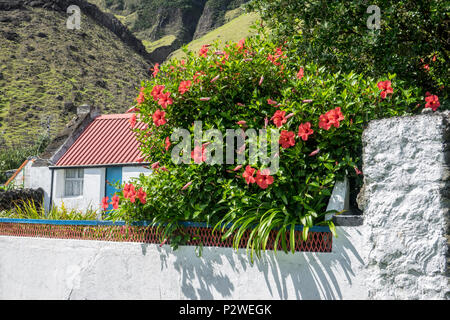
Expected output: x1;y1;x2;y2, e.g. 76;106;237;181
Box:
65;180;73;196
65;169;76;179
64;169;84;196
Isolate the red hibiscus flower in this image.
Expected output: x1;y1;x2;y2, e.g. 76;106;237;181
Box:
129;113;137;128
423;64;430;72
178;80;192;95
137;188;147;204
152;109;167;127
151;85;165;101
111;194;120;210
137;91;145;105
255;169;274;189
271;110;287;128
377;80;393;99
425;95;440;111
319;107;344;130
242;165;256;184
158;91;173;109
101;196;109;210
237;38;245;51
199;45;209;57
151;161;160;170
128;186;136;203
165;136;171;151
298;122;314;141
191;145;207;163
354;167;363;175
279;130;296;148
152;63;160;77
296;68;304;80
123;184;131;198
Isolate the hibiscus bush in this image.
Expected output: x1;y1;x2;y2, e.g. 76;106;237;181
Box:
106;32;429;257
248;0;449;107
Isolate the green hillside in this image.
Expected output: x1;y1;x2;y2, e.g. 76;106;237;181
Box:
0;4;150;148
168;11;260;61
87;0;250;62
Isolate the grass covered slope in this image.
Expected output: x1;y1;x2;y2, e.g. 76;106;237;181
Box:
0;6;150;148
168;11;260;61
87;0;251;61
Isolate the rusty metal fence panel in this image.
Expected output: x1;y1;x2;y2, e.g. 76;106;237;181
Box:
0;219;332;253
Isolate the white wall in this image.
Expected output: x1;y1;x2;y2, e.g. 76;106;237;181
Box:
12;161;53;211
53;168;105;212
360;112;449;300
0;226;368;300
122;166;152;184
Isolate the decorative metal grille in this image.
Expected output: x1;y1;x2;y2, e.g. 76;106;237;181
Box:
0;220;332;253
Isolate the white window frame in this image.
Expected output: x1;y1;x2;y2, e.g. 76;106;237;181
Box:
64;168;84;197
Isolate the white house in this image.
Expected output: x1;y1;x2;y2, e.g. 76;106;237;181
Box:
7;105;151;213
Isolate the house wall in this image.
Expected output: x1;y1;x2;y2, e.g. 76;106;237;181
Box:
51;165;151;212
11;161;53;211
9;165;152;213
122;166;152;183
53;168;105;212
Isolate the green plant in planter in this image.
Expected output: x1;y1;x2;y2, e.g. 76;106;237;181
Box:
106;31;425;258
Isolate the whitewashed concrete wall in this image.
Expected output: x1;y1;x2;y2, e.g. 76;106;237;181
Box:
359;111;449;300
17;161;53;211
0;226;368;300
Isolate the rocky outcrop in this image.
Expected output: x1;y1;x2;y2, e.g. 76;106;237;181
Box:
0;187;44;211
193;0;248;40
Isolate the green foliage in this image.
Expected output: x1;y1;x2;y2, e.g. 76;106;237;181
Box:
107;32;424;258
248;0;449;104
0;200;98;220
0;134;50;184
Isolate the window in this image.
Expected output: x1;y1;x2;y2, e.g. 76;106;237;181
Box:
64;168;84;197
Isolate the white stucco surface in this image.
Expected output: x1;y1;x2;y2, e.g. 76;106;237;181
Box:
16;161;53;211
122;166;152;183
361;112;449;300
0;226;368;300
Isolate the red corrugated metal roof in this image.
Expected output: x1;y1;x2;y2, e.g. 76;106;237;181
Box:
56;114;147;167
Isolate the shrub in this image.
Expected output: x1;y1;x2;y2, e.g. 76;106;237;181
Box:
247;0;449;105
106;33;426;258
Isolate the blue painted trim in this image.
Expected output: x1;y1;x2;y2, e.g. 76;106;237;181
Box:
0;218;331;233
